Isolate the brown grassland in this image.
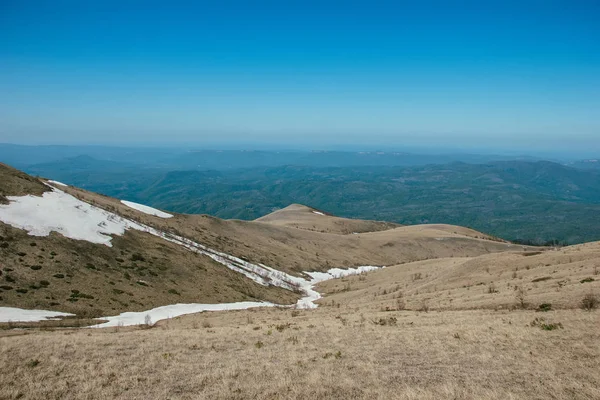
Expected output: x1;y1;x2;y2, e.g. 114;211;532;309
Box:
1;162;599;399
1;247;598;400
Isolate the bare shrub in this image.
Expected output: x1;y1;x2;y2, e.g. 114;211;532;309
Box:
581;293;598;311
515;286;527;309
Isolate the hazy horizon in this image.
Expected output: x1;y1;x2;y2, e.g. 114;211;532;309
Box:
1;2;599;156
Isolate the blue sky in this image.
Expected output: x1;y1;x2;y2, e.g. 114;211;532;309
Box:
0;1;599;154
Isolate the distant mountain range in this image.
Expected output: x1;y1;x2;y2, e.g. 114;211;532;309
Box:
3;144;599;244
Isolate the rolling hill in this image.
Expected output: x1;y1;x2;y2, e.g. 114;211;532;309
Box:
1;162;530;321
0;162;599;400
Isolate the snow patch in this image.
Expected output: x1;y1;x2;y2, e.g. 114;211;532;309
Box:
312;211;325;216
90;265;382;327
0;188;383;327
121;200;173;218
0;190;144;247
47;180;67;187
0;307;75;323
90;301;275;328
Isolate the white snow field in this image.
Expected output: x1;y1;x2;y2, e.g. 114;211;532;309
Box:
0;307;74;323
120;200;173;218
0;187;381;326
90;301;276;328
0;190;144;247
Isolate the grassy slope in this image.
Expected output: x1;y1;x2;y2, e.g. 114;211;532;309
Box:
0;164;298;315
1;163;535;316
1;257;598;399
318;241;600;311
255;203;401;234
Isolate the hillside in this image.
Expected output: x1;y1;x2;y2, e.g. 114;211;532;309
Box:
255;203;400;234
23;157;600;244
0;163;598;400
318;241;600;311
0;163;299;318
0;163;530;320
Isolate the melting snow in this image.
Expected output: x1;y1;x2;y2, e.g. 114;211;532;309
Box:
0;307;75;323
89;265;381;327
47;180;67;187
0;190;144;247
90;301;275;328
0;187;382;327
121;200;173;218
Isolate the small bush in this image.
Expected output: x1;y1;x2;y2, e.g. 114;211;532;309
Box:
0;285;13;290
70;290;94;299
275;323;291;332
30;265;42;271
144;314;153;327
580;277;595;284
373;316;397;326
39;280;50;287
131;253;145;262
255;341;264;349
537;303;552;312
515;286;527;309
17;252;26;257
541;322;563;331
530;317;563;331
26;359;40;368
16;288;28;294
323;351;342;359
53;274;64;279
581;293;598;311
167;289;180;295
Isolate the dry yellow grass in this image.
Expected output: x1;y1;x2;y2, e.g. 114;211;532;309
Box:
2;162;599;399
2;243;599;399
1;306;598;399
318;241;600;311
255;203;401;234
1;164;533;317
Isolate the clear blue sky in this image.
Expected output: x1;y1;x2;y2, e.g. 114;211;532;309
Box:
1;1;599;154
